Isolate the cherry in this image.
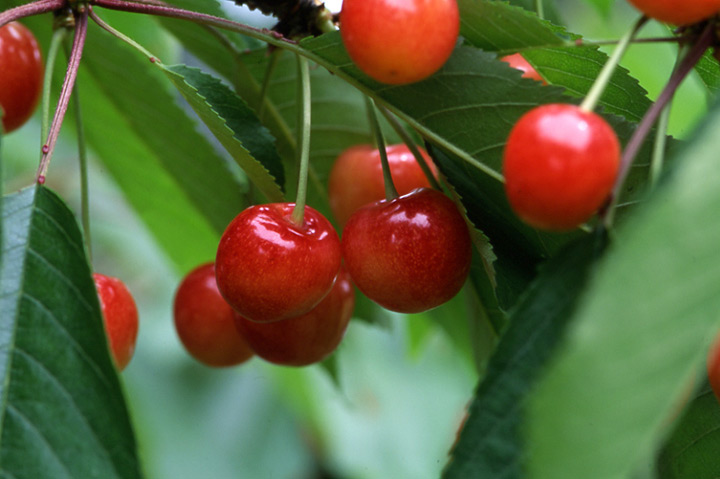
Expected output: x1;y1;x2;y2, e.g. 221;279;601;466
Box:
627;0;720;25
234;267;355;367
328;144;438;228
0;22;43;133
341;187;471;314
501;53;546;84
708;331;720;403
502;104;620;231
215;203;342;323
340;0;460;85
173;263;254;367
93;273;139;371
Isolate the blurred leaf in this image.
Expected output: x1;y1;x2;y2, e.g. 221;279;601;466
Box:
527;98;720;479
160;64;285;202
442;233;607;478
580;0;616;15
0;186;142;478
694;51;720;98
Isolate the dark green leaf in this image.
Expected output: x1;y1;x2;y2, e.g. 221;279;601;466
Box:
694;52;720;98
0;186;142;479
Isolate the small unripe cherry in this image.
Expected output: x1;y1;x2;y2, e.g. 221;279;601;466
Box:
173;263;254;367
503;103;620;231
328;144;437;228
93;273;139;371
501;53;546;84
234;268;355;367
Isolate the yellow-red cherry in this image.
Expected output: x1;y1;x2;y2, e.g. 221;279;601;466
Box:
341;188;471;314
234;268;355;367
93;273;139;371
215;203;342;323
340;0;459;85
328;144;437;228
503;104;620;231
0;22;43;133
501;53;546;84
173;263;254;367
709;331;720;403
627;0;720;25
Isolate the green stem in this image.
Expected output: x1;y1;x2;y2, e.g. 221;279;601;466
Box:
40;28;68;157
365;97;398;200
70;74;91;258
535;0;544;20
580;16;648;113
378;104;441;190
291;55;311;226
89;7;160;62
257;49;281;123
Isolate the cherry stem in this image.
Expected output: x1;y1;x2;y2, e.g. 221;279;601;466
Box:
257;49;281;123
0;0;64;27
535;0;545;20
89;7;160;62
40;28;69;160
291;55;312;226
378;104;442;190
365;97;398;201
580;16;648;113
36;9;89;183
69;53;92;259
602;22;715;228
572;36;683;48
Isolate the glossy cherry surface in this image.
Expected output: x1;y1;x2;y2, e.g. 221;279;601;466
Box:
501;53;546;84
328;144;437;228
503;103;620;231
341;188;471;314
234;268;355;367
216;203;342;323
0;22;43;133
94;273;139;371
709;331;720;402
340;0;459;84
174;263;254;367
627;0;720;25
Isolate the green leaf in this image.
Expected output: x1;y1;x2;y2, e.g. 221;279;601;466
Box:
694;52;720;98
160;64;285;202
442;234;607;478
580;0;616;15
527;98;720;479
0;186;142;479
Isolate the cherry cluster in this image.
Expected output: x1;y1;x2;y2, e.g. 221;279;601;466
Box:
174;143;471;368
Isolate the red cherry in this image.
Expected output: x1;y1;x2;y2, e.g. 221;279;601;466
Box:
340;0;459;84
341;188;471;314
93;273;139;371
215;203;342;323
0;22;43;133
173;263;254;367
502;104;620;231
501;53;546;84
234;267;355;367
627;0;720;25
708;331;720;403
328;144;438;228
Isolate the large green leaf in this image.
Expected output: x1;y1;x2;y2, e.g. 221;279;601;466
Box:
527;97;720;479
0;186;142;479
442;233;607;478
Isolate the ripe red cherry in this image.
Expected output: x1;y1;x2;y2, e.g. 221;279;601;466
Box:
0;22;43;133
341;188;471;314
627;0;720;25
501;53;546;84
93;273;139;371
340;0;459;84
216;203;342;323
173;263;254;367
234;267;355;367
503;104;620;231
328;144;438;228
709;331;720;403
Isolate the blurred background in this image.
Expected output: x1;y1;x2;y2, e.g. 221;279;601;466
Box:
0;0;709;478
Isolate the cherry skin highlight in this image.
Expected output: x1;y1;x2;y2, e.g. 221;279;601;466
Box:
173;263;254;367
627;0;720;25
501;53;546;84
341;188;472;314
234;268;355;367
503;104;620;231
215;203;342;323
93;273;139;371
328;144;438;228
708;331;720;403
340;0;460;84
0;22;44;133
